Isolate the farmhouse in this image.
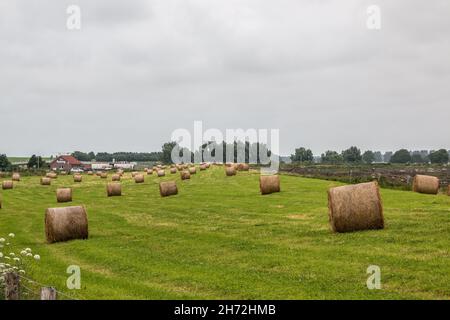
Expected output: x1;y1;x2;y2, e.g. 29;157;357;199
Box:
50;155;83;172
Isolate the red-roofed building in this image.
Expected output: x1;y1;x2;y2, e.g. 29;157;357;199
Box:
50;155;84;172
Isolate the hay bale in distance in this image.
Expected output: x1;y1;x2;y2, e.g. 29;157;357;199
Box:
327;181;384;233
106;183;122;197
100;172;108;179
238;163;249;171
112;174;121;181
73;175;82;183
259;175;280;195
199;164;206;171
56;188;72;203
134;174;145;183
87;171;93;175
189;167;197;174
47;172;57;179
12;173;20;181
170;168;177;174
2;181;13;190
180;170;191;180
225;166;236;176
159;181;178;197
147;169;153;175
40;177;51;186
157;170;165;177
131;171;138;178
45;206;88;243
412;175;440;195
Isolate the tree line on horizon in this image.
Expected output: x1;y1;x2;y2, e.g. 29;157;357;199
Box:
290;147;450;165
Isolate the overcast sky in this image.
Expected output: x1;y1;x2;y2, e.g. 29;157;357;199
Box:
0;0;449;156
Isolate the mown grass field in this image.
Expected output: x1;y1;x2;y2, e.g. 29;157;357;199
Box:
1;166;449;299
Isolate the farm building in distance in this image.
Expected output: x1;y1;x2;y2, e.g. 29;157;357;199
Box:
50;155;84;172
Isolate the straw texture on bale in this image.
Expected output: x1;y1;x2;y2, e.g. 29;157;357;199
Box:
56;188;72;203
73;175;82;183
45;206;88;243
40;177;51;186
412;175;440;195
259;175;280;195
2;181;13;190
327;181;384;233
180;170;191;180
225;167;236;176
134;174;145;183
170;168;177;174
112;174;121;181
12;173;20;181
159;181;178;197
189;167;197;174
157;170;165;177
107;183;122;197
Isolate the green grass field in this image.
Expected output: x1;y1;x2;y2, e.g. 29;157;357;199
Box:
1;167;449;299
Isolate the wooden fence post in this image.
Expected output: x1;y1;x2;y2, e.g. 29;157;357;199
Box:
41;287;57;300
5;272;20;300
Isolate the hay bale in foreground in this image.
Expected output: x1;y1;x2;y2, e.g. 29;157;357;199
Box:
40;177;51;186
134;174;145;183
259;175;280;195
159;181;178;197
12;173;20;181
112;174;121;181
73;175;82;183
107;183;122;197
412;175;439;195
56;188;72;203
157;170;165;177
225;167;236;176
327;181;384;233
170;168;177;174
2;181;13;190
45;206;88;243
189;167;197;174
180;170;191;180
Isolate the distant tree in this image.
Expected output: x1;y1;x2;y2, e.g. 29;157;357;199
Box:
341;146;362;163
27;155;46;169
373;151;383;163
411;152;427;164
390;149;411;164
88;152;96;160
362;150;375;164
0;154;11;170
72;151;91;162
383;151;393;163
161;142;178;164
320;150;343;164
429;149;449;164
95;152;113;162
291;147;314;162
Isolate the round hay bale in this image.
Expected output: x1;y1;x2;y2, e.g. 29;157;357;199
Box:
180;170;191;180
134;174;145;183
170;168;177;174
157;170;165;177
2;181;13;190
60;171;67;176
199;164;206;171
327;181;384;233
259;175;280;195
189;167;197;174
147;169;153;175
205;163;211;168
112;174;121;181
40;177;51;186
46;172;57;179
56;188;72;203
87;171;93;175
412;175;439;195
131;171;138;178
106;183;122;197
159;181;178;197
12;173;20;181
225;167;236;176
238;163;249;171
100;172;108;179
73;175;82;183
45;206;88;243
